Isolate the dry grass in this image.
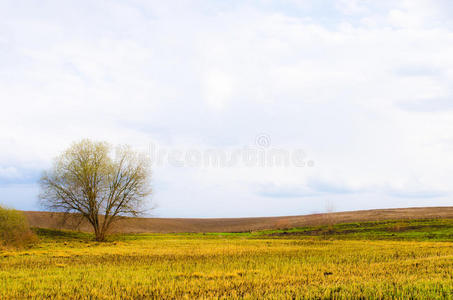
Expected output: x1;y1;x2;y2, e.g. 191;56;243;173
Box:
0;232;452;299
1;216;452;298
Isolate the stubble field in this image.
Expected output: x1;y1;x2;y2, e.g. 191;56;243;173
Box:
1;218;452;299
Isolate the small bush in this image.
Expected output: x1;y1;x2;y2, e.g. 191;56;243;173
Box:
0;206;37;248
389;222;406;232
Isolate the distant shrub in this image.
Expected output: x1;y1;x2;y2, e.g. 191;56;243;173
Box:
0;206;37;248
390;222;406;233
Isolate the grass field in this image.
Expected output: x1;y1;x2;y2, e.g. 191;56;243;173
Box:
23;206;453;233
1;219;452;299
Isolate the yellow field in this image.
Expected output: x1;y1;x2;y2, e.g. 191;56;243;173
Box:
1;233;452;299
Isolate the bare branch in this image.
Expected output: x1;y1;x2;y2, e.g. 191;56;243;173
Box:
39;139;152;241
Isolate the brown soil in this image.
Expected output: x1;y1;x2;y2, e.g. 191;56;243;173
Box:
23;206;453;234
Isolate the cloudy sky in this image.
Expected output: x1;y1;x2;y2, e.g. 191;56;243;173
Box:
1;0;453;217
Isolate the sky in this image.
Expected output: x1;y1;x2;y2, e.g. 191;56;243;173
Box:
1;0;453;217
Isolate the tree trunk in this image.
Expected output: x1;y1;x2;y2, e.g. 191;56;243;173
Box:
95;232;105;242
92;223;105;241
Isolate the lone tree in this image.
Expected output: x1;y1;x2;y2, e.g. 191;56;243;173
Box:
39;139;152;241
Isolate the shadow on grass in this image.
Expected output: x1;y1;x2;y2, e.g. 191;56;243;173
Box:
33;228;94;241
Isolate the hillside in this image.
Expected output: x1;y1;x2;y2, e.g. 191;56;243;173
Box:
23;206;453;234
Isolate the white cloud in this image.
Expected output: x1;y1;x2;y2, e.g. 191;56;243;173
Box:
0;0;453;216
202;69;234;109
0;167;21;179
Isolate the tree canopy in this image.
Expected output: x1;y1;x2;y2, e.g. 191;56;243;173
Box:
39;139;152;241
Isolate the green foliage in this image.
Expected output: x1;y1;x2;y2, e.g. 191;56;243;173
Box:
258;218;453;241
0;206;37;248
